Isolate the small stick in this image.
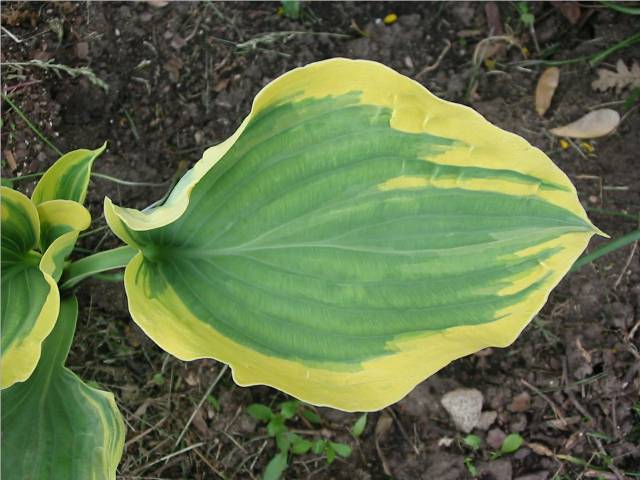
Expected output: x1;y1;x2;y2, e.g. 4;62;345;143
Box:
416;40;452;79
135;442;205;474
613;240;637;289
174;364;228;448
387;407;420;455
521;379;568;428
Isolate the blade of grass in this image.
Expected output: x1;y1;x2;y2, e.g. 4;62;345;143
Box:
571;229;640;271
2;94;62;155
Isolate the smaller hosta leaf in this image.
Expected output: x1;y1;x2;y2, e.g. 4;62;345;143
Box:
1;297;125;480
1;187;59;389
36;199;91;251
31;143;106;205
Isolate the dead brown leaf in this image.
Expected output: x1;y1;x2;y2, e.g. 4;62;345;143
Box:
164;55;183;83
527;442;554;457
375;412;393;477
146;0;169;7
592;59;640;93
535;67;560;117
550;109;620;139
484;2;504;36
551;1;581;25
3;150;17;171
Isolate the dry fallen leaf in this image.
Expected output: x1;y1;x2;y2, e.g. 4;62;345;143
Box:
527;442;554;457
592;59;640;93
550;109;620;139
551;1;581;25
146;0;169;7
374;412;393;477
535;67;560;117
3;150;17;171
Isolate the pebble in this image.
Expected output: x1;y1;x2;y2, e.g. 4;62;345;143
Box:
441;388;483;433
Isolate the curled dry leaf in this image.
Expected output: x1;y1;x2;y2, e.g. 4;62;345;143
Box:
146;0;169;7
535;67;560;117
374;412;393;477
550;109;620;139
592;59;640;93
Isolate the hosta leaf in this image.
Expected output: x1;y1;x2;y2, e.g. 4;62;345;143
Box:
104;59;602;411
1;297;126;480
31;143;106;205
37;199;91;252
1;187;58;389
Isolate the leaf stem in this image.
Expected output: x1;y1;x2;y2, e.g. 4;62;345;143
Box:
60;245;136;290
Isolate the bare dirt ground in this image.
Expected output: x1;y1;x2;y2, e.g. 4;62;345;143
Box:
2;2;639;479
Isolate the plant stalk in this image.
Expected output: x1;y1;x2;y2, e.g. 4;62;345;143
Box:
60;245;136;290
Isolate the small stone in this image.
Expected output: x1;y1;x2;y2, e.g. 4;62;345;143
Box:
487;427;506;449
509;392;531;412
510;413;528;432
75;42;89;59
477;410;498;430
479;459;513;480
441;388;483;433
515;472;549;480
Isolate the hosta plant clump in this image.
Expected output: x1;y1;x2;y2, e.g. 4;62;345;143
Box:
1;58;602;479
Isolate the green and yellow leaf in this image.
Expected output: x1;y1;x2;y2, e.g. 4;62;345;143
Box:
1;187;59;389
31;143;106;205
37;199;91;252
1;296;126;480
105;59;603;411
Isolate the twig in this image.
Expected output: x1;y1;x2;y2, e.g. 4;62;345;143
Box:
521;379;568;428
124;417;167;448
387;407;420;455
415;40;452;79
561;358;595;425
1;25;23;43
174;365;228;448
614;240;637;289
134;442;205;475
193;447;227;479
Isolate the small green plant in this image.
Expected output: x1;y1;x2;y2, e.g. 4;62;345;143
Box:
350;412;368;438
516;2;535;27
491;433;524;460
280;0;301;19
463;434;482;451
464;456;479;477
247;400;352;479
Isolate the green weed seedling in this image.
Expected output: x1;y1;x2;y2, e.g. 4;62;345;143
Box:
247;400;352;479
490;433;524;460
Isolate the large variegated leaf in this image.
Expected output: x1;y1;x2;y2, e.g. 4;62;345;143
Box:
1;296;126;479
1;188;90;388
105;59;602;411
1;187;59;388
31;143;106;205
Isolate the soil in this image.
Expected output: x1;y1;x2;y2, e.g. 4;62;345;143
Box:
2;2;639;480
